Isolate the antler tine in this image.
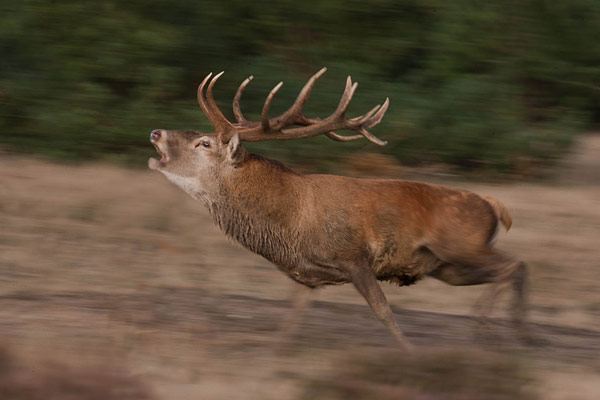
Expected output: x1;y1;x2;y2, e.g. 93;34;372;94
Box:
197;72;213;118
233;75;254;125
324;132;364;142
197;71;234;141
324;104;381;143
363;97;389;129
272;67;327;129
335;98;389;145
333;76;358;117
359;127;388;146
328;98;389;145
324;107;388;145
205;72;233;133
260;81;284;131
350;103;381;124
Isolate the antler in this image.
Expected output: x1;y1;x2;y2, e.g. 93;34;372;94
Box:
197;67;388;145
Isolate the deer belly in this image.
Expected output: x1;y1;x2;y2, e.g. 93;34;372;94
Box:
277;262;350;288
371;240;425;286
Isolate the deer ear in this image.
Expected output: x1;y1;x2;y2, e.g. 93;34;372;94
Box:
226;133;245;166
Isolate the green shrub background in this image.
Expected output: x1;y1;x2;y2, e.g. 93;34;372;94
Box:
1;0;599;173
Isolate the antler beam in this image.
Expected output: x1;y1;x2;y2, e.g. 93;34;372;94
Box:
198;67;389;145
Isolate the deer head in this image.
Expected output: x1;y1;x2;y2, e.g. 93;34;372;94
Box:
148;67;389;200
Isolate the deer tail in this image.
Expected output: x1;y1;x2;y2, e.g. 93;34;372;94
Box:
482;195;512;232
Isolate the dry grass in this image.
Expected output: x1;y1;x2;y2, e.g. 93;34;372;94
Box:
301;349;537;400
0;136;599;399
0;345;154;400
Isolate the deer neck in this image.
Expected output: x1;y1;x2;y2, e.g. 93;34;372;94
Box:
206;154;304;266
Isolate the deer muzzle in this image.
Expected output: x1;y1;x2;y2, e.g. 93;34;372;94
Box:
148;129;169;170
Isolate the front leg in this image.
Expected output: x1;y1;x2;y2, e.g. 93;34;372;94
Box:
273;282;315;353
348;265;414;353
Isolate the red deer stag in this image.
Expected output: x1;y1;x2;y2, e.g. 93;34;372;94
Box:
148;68;529;351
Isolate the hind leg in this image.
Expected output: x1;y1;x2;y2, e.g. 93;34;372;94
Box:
427;248;530;336
428;262;496;286
474;260;532;342
508;261;535;343
473;259;529;329
428;261;499;327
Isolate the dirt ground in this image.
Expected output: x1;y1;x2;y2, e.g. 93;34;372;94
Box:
1;136;599;399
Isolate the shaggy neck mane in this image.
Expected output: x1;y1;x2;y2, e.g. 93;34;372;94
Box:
206;154;306;268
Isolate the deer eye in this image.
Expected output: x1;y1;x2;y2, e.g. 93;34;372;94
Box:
196;140;211;149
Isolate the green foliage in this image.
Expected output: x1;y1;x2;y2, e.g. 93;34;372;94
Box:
1;0;598;173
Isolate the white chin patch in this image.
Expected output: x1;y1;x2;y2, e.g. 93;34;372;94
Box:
160;170;202;200
148;157;160;170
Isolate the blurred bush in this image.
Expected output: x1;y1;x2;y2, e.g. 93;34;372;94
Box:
1;0;599;174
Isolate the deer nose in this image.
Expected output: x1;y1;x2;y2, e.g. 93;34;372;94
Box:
150;129;163;142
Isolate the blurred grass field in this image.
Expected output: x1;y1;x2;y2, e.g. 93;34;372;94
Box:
0;135;598;399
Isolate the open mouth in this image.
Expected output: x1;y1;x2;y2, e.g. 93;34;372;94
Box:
152;143;169;163
149;144;169;170
157;148;169;163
